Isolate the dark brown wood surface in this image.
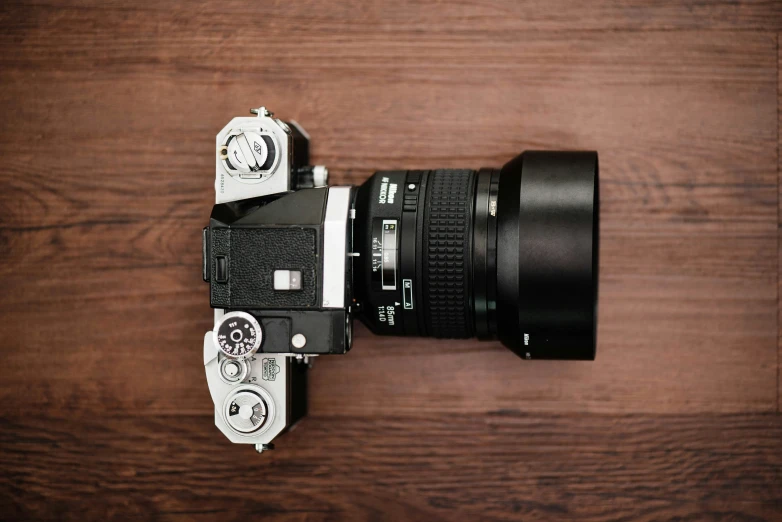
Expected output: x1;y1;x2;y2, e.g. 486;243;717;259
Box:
1;1;781;520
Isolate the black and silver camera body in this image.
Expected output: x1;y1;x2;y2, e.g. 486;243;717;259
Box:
202;108;354;450
202;107;599;452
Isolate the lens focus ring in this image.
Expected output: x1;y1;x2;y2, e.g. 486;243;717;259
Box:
423;169;475;338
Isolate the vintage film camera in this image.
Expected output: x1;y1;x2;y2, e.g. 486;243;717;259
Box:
202;107;599;452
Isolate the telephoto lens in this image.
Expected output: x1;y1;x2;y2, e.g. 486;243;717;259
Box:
352;151;599;360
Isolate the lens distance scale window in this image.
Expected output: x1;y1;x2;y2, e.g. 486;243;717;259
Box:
371;219;398;291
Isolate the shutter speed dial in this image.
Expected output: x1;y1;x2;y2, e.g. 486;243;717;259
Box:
213;311;263;360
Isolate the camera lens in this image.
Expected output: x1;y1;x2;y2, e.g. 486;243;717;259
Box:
352;151;598;360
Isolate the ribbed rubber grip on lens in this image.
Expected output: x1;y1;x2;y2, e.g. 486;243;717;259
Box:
423;169;475;338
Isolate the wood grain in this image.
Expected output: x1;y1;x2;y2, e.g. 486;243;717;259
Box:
778;31;781;414
0;29;778;417
1;413;781;521
0;1;780;520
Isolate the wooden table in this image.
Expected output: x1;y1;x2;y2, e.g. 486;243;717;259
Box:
1;1;781;520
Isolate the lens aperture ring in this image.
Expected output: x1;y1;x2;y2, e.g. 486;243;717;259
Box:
423;169;475;338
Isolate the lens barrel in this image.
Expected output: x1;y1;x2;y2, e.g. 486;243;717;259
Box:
353;151;599;360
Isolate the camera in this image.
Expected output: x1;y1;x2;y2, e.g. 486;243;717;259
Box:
202;107;599;452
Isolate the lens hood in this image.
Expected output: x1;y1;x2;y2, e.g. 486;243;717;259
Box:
495;151;599;360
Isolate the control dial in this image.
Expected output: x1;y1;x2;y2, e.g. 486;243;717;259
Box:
213;311;262;360
223;387;272;434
